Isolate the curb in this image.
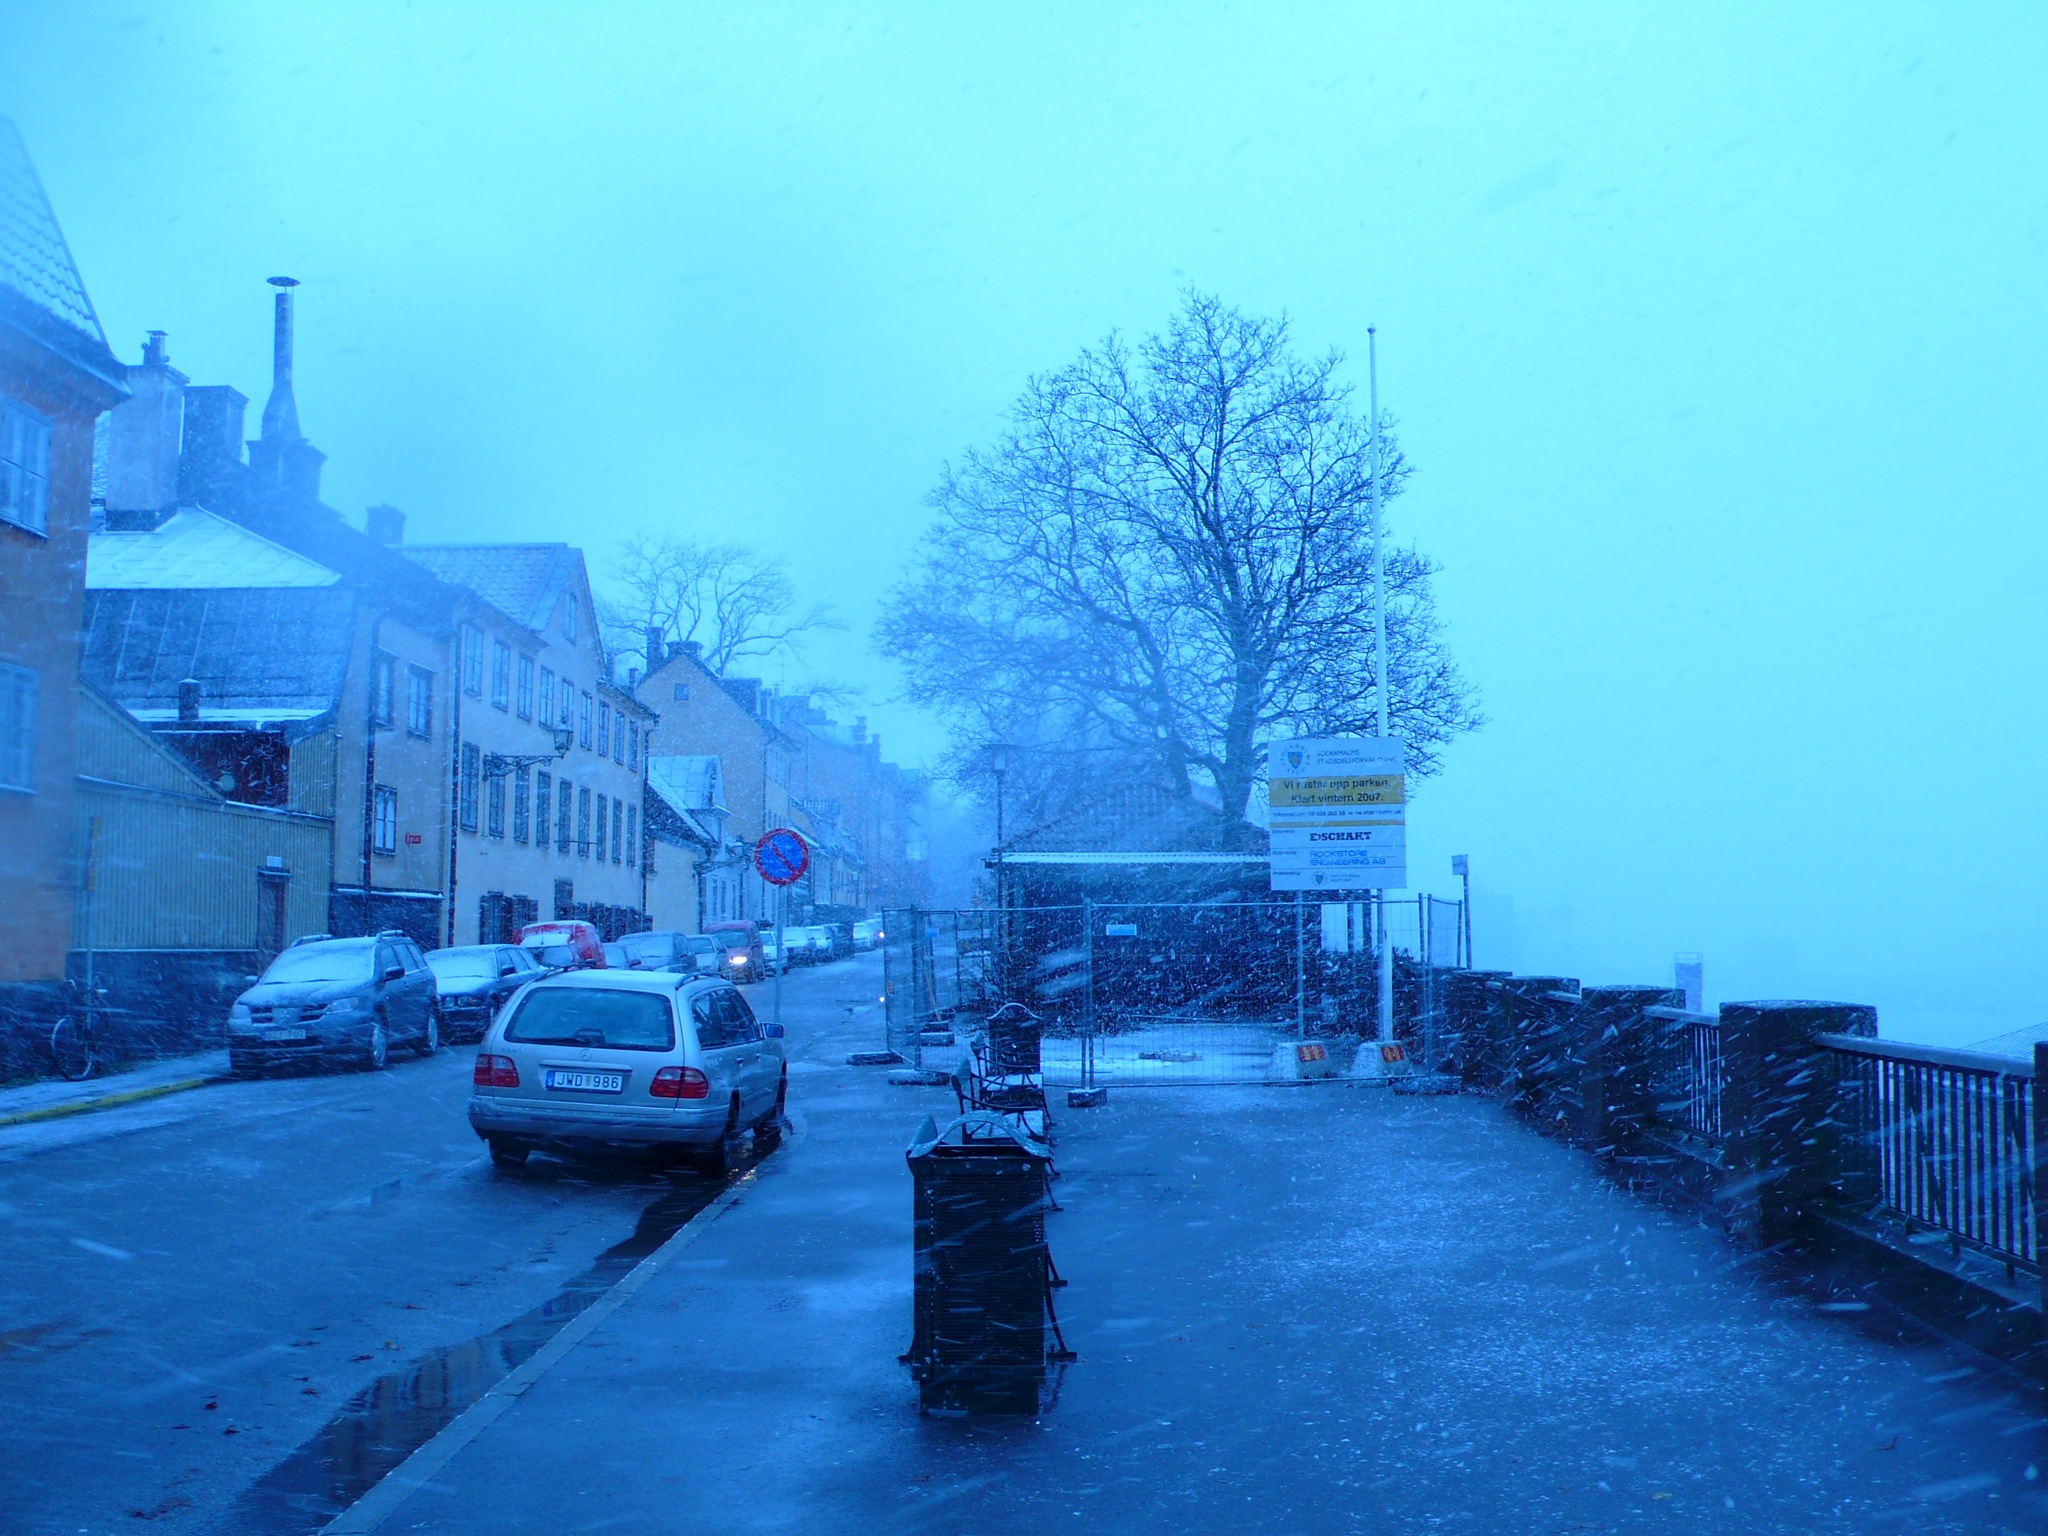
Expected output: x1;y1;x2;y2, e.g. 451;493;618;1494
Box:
321;1111;806;1535
0;1074;216;1129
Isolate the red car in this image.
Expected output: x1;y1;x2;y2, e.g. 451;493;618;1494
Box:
704;920;766;982
514;919;606;971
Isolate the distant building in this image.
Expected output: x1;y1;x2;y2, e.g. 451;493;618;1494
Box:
0;118;130;1053
644;753;731;931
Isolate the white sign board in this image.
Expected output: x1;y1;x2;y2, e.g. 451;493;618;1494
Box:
1265;736;1407;892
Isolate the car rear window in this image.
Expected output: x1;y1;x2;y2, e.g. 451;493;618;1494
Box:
503;988;675;1051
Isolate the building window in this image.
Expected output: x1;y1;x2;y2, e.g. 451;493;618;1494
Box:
595;792;608;862
487;769;506;838
460;623;484;695
512;768;530;843
613;715;626;765
538;667;555;729
579;691;593;748
516;655;534;719
577;786;591;857
626;805;637;867
628;721;639;770
0;398;52;536
611;798;623;864
371;653;395;728
407;666;433;737
372;784;398;855
535;769;551;849
459;742;480;831
563;593;577;641
491;641;511;710
672;682;688;702
558;779;573;855
0;662;37;791
597;701;610;758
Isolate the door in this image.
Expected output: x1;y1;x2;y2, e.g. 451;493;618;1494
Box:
689;989;748;1117
717;987;775;1120
256;872;288;963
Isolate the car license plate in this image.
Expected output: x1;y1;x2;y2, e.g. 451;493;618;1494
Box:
545;1069;624;1093
264;1028;307;1042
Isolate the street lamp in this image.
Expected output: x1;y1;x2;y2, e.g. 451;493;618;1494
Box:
1451;854;1471;968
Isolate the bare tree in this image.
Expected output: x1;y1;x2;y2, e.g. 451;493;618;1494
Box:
603;534;838;675
878;291;1481;836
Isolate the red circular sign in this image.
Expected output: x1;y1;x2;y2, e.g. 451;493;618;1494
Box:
754;828;810;886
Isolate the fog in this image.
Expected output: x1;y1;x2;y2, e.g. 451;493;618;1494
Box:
8;3;2045;1042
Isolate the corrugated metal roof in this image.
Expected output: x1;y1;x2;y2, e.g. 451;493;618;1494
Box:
80;586;356;715
88;510;343;590
1967;1020;2048;1062
402;543;576;633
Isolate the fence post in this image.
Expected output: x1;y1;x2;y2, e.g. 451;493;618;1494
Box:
1719;1001;1877;1248
1576;987;1676;1157
2035;1043;2047;1325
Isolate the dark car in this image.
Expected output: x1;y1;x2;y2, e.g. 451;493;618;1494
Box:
611;930;721;975
704;920;766;982
226;933;439;1074
426;944;537;1042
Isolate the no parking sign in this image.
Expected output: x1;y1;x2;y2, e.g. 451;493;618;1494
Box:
754;828;810;886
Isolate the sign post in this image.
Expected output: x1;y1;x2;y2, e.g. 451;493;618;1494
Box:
755;828;810;1030
1267;736;1409;1075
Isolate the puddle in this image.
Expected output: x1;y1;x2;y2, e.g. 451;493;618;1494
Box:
219;1145;767;1535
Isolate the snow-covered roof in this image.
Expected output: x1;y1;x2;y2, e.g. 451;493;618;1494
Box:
0;117;122;390
649;754;724;814
127;705;332;726
402;543;578;633
81;586;356;719
88;509;343;589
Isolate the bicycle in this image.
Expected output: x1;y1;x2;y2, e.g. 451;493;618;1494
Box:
49;1012;96;1082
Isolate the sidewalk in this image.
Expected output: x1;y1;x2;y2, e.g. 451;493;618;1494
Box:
0;1049;226;1127
340;1025;2047;1535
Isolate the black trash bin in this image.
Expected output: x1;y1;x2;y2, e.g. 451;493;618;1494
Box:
905;1112;1062;1414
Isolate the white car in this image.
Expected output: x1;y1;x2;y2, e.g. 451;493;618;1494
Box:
469;970;787;1174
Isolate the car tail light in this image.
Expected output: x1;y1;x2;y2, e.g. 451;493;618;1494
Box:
474;1054;519;1088
649;1065;710;1100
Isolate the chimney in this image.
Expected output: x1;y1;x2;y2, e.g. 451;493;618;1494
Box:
177;384;247;499
854;715;868;746
177;678;202;726
364;503;405;545
645;625;664;666
103;331;188;531
677;639;703;662
247;276;326;502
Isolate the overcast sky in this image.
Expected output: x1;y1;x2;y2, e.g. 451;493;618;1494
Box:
7;3;2045;1042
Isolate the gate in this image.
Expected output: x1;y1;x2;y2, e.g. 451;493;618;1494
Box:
880;895;1462;1086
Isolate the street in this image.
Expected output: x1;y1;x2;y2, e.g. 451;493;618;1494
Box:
0;953;883;1536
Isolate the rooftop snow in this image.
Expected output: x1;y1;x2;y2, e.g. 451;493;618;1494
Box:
648;754;725;815
0;116;107;348
403;543;577;633
88;510;344;590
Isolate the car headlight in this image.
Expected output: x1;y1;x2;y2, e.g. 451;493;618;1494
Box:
732;956;748;967
229;1002;252;1031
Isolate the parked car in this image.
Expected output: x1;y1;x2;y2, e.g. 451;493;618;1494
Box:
819;922;855;960
227;932;439;1074
515;919;605;970
757;930;787;975
704;920;766;982
852;917;885;951
611;930;721;975
426;944;538;1042
789;925;835;964
468;970;788;1173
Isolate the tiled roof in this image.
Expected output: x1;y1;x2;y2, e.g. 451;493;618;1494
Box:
80;586;356;718
89;510;343;590
402;543;576;633
0;116;122;389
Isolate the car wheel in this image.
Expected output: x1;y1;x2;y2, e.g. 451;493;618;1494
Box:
414;1006;440;1057
488;1138;530;1168
697;1097;744;1177
362;1017;389;1071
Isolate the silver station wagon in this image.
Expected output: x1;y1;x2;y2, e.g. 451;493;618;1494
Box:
469;970;787;1174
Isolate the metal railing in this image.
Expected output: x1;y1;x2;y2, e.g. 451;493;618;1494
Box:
1644;1006;1724;1144
1818;1033;2037;1274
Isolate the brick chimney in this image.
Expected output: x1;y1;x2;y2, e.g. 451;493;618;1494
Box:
246;276;326;502
645;625;664;666
103;331;187;531
364;503;406;544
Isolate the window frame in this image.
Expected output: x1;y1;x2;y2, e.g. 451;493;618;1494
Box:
612;797;624;864
512;767;530;844
491;640;512;711
537;666;555;729
371;652;396;729
459;742;480;831
486;768;506;839
0;662;37;793
558;779;575;855
535;768;552;850
460;623;484;696
407;665;433;738
597;700;610;759
579;691;593;749
516;655;535;720
372;783;399;855
595;791;608;862
0;396;52;537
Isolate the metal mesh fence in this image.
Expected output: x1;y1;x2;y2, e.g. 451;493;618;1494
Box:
878;895;1459;1085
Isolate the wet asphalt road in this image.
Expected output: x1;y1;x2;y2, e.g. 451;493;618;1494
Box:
0;952;884;1536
